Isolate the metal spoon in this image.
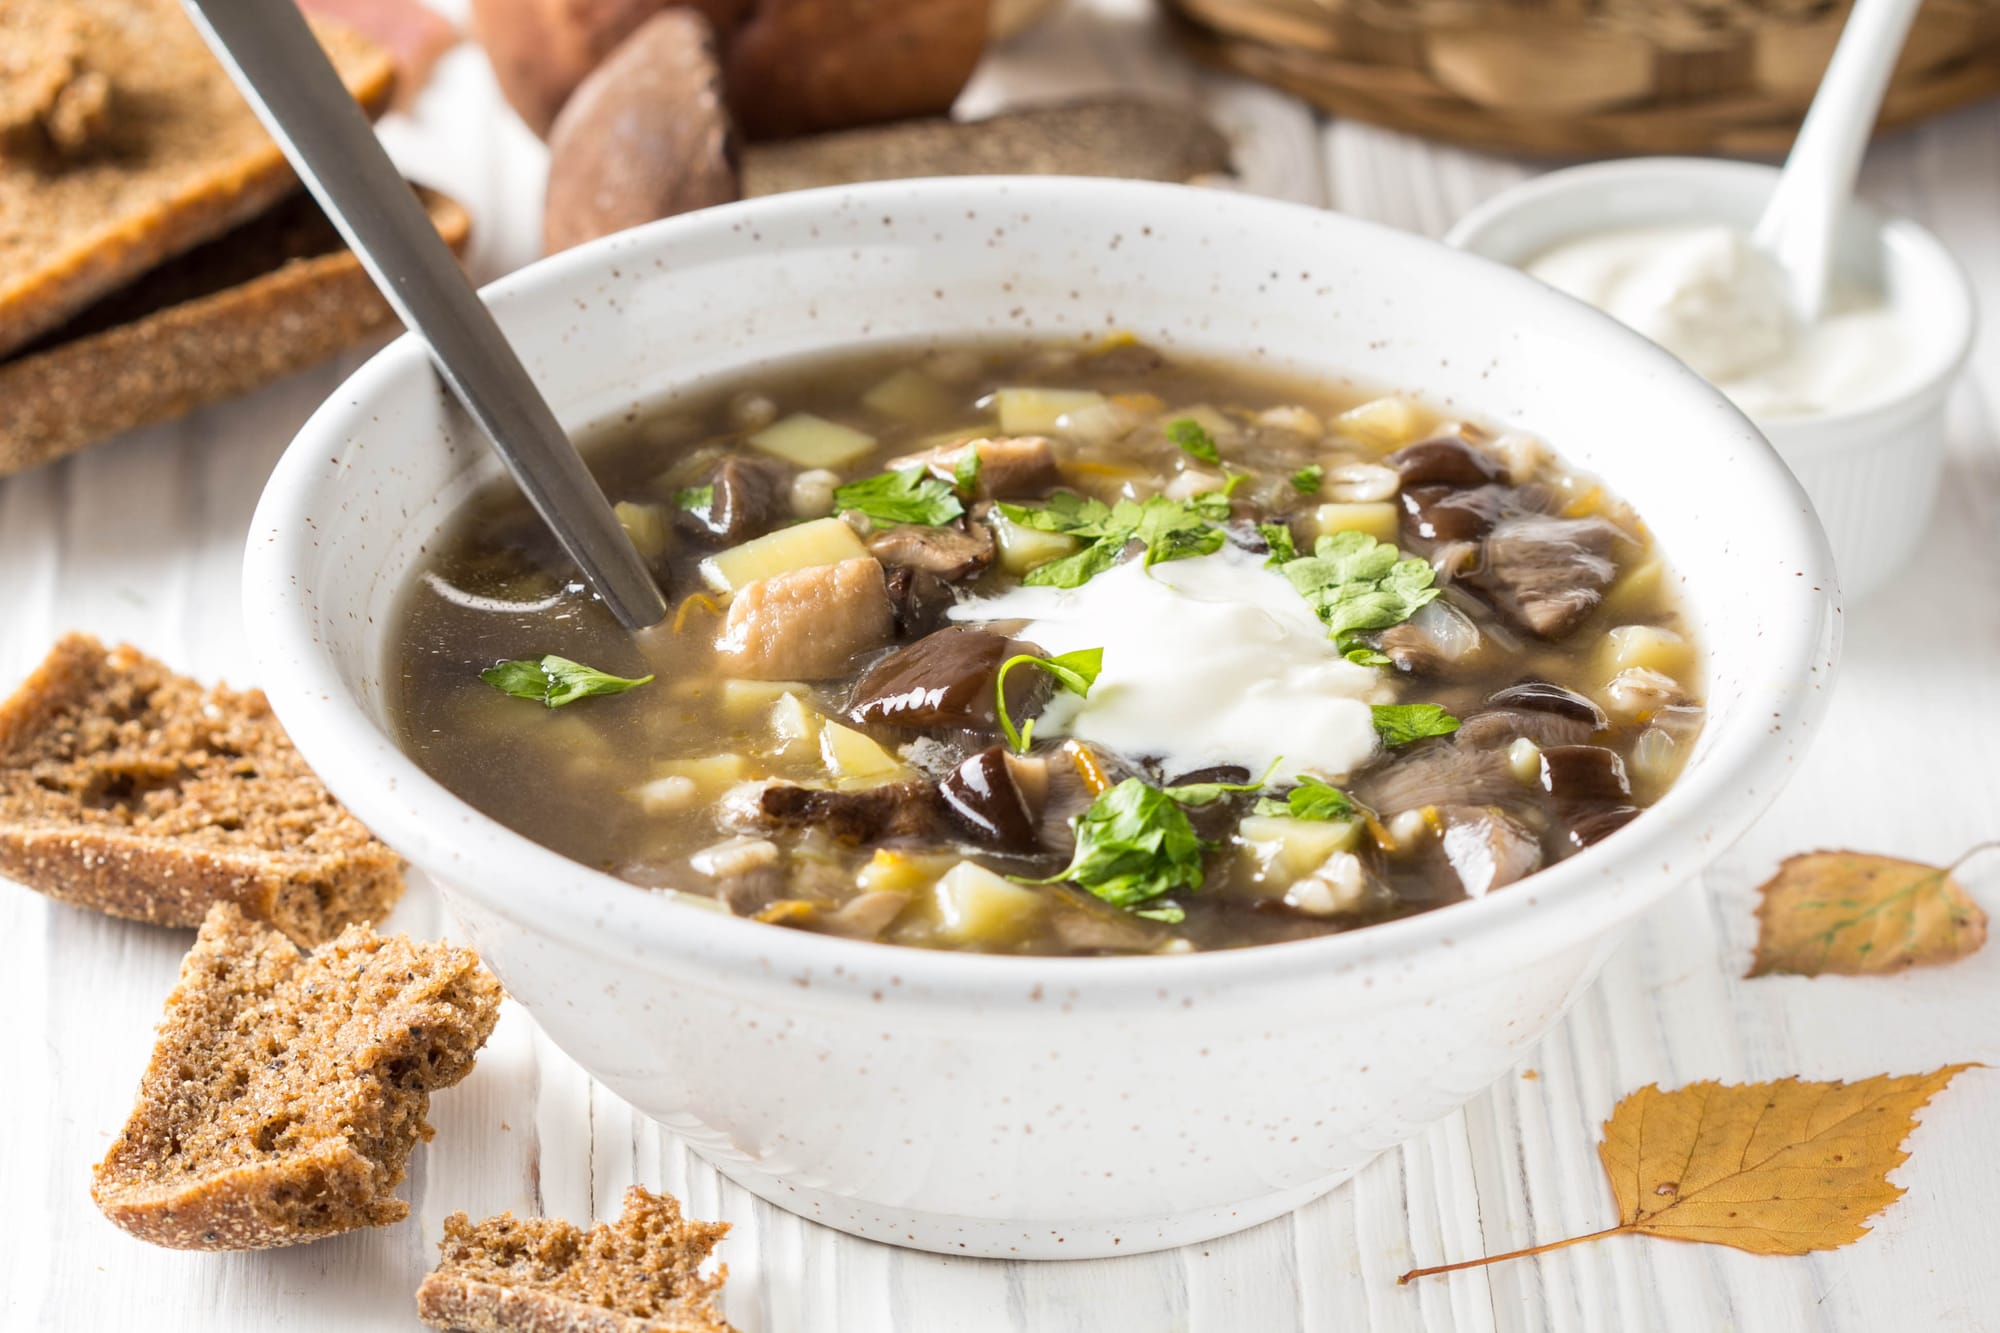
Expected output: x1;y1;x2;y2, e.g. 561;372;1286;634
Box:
1751;0;1924;325
180;0;669;630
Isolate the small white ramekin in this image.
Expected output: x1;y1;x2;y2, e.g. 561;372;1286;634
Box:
1446;157;1976;600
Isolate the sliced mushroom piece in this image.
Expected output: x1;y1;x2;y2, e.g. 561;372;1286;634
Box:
938;746;1043;852
1356;739;1525;818
1567;805;1642;850
1438;806;1543;897
816;888;911;939
1374;599;1482;676
1536;744;1633;805
719;779;940;843
866;519;995;581
674;454;790;546
543;9;740;254
1047;887;1167;953
1387;438;1505;489
1399;482;1509;545
714;556;895;680
899;435;1060;501
847;626;1052;732
1456;680;1608;749
1469;514;1625;640
1161;764;1254;840
881;563;958;639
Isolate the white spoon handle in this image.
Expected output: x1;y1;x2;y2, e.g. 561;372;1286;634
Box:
1753;0;1923;324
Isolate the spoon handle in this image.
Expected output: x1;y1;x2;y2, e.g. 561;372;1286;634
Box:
1752;0;1924;325
180;0;669;631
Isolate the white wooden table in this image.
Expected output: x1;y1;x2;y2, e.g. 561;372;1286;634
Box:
5;3;1998;1328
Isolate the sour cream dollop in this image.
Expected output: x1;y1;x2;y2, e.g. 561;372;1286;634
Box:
1526;223;1914;420
949;546;1386;782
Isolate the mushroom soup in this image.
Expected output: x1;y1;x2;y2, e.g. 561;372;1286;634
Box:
389;338;1703;955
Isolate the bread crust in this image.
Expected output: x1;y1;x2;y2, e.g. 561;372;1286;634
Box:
0;188;470;475
92;901;503;1250
416;1188;735;1333
0;632;404;944
0;0;395;358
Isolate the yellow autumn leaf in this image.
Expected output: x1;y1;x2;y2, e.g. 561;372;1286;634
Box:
1750;847;1991;978
1399;1065;1979;1284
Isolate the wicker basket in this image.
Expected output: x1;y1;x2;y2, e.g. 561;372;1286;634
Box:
1165;0;2000;154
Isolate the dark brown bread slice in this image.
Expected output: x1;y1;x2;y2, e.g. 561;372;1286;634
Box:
92;900;503;1250
0;632;403;945
0;185;471;476
417;1187;735;1333
0;0;396;358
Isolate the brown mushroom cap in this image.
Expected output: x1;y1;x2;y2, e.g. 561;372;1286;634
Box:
472;0;753;138
543;8;740;254
725;0;992;141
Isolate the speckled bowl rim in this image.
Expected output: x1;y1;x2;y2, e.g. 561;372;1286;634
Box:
247;177;1839;1009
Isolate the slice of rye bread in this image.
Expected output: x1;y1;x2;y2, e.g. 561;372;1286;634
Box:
0;632;404;945
0;184;471;476
0;0;395;359
93;900;503;1250
417;1187;736;1333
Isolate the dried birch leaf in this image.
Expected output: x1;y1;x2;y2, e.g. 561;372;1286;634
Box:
1400;1065;1979;1284
1750;846;1992;978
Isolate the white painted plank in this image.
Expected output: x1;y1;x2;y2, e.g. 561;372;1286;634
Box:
4;3;2000;1329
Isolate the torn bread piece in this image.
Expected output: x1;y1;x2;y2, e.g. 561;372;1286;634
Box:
92;900;502;1250
0;186;471;475
0;0;395;357
0;632;404;945
418;1186;735;1333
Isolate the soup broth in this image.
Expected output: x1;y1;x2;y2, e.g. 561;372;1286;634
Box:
391;338;1703;955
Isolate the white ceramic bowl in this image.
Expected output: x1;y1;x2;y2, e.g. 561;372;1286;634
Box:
244;178;1838;1260
1445;157;1976;601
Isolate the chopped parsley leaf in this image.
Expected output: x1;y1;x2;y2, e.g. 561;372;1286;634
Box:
994;647;1103;754
1258;521;1298;567
1028;777;1208;920
1253;775;1356;821
952;446;983;495
672;484;714;513
1274;530;1440;658
1370;703;1461;747
1291;464;1324;495
996;492;1232;589
481;655;653;708
832;466;965;527
1167;417;1220;463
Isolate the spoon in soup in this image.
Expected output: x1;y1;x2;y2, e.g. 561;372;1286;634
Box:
179;0;670;631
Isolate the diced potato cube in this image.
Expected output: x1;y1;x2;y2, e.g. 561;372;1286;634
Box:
767;693;823;759
862;367;959;422
699;516;869;593
1335;396;1427;451
931;861;1046;944
991;514;1083;576
747;413;876;468
1598;624;1694;681
858;849;947;897
1165;403;1239;448
1313;501;1402;546
1238;815;1364;889
1164;469;1228;500
654;753;751;793
614;501;671;558
1600;558;1665;619
820;720;909;787
631;774;700;814
721;678;810;719
991;387;1106;435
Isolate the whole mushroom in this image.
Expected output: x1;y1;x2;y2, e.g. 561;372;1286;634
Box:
471;0;752;138
476;0;988;142
543;9;738;254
